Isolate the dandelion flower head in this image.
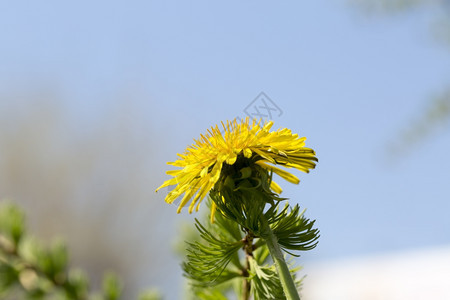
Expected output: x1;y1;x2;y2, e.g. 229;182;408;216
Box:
156;118;317;217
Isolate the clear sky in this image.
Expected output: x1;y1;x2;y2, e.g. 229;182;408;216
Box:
1;1;449;298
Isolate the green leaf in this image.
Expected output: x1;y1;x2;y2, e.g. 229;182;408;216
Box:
49;239;68;284
102;271;122;300
0;201;26;247
195;288;229;300
248;257;286;300
65;269;89;300
183;219;243;287
0;262;19;295
248;256;302;300
270;204;319;256
252;241;270;265
138;288;163;300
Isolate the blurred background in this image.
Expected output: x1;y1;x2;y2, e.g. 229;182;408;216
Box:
0;0;449;299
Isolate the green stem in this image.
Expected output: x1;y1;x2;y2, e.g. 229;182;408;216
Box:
241;231;254;300
261;217;300;300
242;256;250;300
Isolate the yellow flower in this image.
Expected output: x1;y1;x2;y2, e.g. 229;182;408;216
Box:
156;118;317;218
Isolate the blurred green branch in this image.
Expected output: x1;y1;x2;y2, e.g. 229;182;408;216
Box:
0;200;161;300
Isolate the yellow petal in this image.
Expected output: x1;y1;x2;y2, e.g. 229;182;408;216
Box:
263;121;274;131
155;177;179;192
226;152;237;165
210;201;217;223
256;161;300;184
270;181;283;194
243;148;252;158
166;170;181;176
156;117;317;222
200;166;209;177
176;182;200;213
252;148;276;163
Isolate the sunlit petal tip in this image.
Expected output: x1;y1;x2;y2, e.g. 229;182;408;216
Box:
200;166;209;177
270;181;283;194
263;121;274;131
195;201;202;212
243;148;252;158
257;161;300;184
226;154;237;165
210;202;217;223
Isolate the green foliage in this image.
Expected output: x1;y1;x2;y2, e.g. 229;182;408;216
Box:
101;272;122;300
0;200;160;300
249;257;284;300
211;186;319;256
182;158;320;299
210;160;320;253
211;157;285;233
66;269;89;299
137;288;163;300
0;263;18;296
248;256;295;300
182;194;319;299
248;256;302;300
0;201;25;249
270;204;320;256
183;219;243;287
182;278;239;300
18;237;69;285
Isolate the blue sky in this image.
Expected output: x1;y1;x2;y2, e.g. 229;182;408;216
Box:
1;1;449;298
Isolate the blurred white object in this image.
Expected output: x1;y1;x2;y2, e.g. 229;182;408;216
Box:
301;245;450;300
